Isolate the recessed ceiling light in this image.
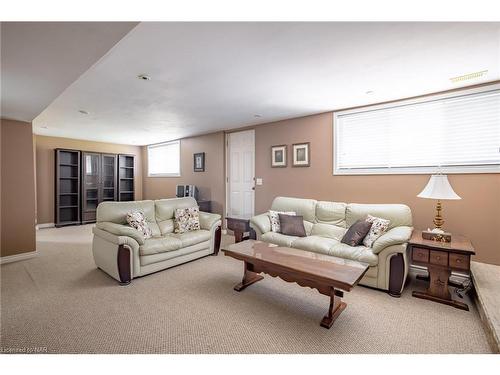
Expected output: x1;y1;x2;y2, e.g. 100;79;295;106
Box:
78;110;89;115
365;90;374;95
137;74;151;81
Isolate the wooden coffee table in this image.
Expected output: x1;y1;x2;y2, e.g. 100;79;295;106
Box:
222;240;369;329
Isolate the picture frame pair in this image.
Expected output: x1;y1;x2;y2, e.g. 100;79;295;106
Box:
271;143;310;168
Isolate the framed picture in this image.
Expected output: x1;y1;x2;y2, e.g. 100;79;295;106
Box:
292;142;310;167
271;145;287;167
193;152;205;172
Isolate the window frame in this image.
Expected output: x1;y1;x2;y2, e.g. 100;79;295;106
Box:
147;140;181;177
333;84;500;175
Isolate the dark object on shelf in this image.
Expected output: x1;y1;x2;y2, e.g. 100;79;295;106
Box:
81;152;117;223
193;152;205;172
197;200;211;213
226;217;256;243
55;149;81;227
175;184;198;200
408;229;475;311
422;230;452;243
118;154;135;201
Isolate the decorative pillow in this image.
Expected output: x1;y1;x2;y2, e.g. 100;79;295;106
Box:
126;211;153;239
269;210;296;232
174;207;200;234
341;219;372;247
363;215;390;248
278;214;307;237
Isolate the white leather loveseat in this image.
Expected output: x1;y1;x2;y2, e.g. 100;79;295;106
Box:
250;197;413;296
92;197;221;285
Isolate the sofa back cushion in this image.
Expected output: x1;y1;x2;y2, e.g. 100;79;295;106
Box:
315;201;347;228
310;223;346;241
155;197;198;235
271;196;317;224
96;200;161;237
346;203;412;230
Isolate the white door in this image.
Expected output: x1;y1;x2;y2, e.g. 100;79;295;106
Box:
227;129;255;219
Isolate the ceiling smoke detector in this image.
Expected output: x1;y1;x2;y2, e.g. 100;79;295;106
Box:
78;110;89;115
137;74;151;81
450;70;488;83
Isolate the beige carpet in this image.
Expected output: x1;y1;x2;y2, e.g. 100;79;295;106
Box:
0;225;491;354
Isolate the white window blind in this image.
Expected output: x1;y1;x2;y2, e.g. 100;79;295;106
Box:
334;87;500;175
148;140;180;177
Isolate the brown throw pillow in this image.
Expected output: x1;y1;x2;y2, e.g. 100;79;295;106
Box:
279;214;307;237
341;219;373;247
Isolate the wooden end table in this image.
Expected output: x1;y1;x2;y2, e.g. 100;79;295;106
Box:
408;229;475;310
226;217;256;243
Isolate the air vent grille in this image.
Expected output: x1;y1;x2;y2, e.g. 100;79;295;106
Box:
450;70;488;83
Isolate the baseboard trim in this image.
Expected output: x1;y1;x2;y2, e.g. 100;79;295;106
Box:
0;251;38;264
36;223;55;230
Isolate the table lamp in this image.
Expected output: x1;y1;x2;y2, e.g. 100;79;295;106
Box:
417;174;461;240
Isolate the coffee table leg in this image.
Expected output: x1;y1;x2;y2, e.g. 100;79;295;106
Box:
320;288;347;329
234;262;264;292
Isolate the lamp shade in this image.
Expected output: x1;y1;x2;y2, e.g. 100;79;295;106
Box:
417;174;461;200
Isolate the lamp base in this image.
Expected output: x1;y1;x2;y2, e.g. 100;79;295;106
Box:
422;230;452;243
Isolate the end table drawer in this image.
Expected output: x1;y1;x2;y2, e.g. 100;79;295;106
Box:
430;250;448;266
412;247;429;263
449;253;470;271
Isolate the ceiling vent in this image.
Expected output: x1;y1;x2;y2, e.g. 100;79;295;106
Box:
450;70;488;83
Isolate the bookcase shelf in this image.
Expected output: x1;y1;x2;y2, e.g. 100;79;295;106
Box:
55;149;81;227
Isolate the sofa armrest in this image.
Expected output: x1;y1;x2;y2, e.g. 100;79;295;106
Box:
250;213;271;236
95;222;145;245
199;212;222;231
372;226;413;254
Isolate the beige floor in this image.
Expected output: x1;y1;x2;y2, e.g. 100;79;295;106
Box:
0;224;492;354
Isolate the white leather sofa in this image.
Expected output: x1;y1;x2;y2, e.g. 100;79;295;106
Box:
92;197;221;285
250;196;413;296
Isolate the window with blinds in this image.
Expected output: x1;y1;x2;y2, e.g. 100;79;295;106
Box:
148;140;181;177
333;86;500;175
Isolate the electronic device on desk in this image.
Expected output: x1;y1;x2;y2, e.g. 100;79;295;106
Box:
176;184;199;201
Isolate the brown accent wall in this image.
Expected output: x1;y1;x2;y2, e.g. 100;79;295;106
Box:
142;132;225;216
1;119;37;257
253;112;500;265
35;135;143;224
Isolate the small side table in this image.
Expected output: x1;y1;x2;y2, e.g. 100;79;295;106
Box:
408;229;475;311
226;217;256;243
197;200;211;213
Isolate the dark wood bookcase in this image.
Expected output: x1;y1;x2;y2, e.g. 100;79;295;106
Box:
55;149;81;227
55;149;131;226
118;154;135;201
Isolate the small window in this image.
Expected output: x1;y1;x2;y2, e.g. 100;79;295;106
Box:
148;140;180;177
333;85;500;175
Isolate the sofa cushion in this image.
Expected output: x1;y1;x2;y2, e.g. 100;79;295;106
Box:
311;223;346;241
270;196;317;223
279;214;306;237
139;236;182;256
174;207;201;234
341;219;373;247
170;229;211;247
328;243;378;266
158;219;174;235
126;211;153;239
315;201;347;227
291;236;339;255
261;232;298;247
346;203;412;230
